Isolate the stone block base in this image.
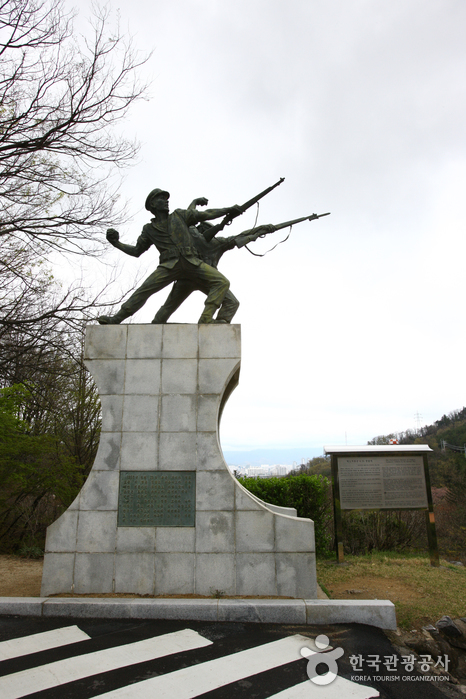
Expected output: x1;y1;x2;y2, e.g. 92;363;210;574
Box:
41;325;317;598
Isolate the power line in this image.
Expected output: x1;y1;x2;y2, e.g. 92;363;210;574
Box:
440;440;466;456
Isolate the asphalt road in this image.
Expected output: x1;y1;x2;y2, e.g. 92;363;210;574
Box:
0;616;463;699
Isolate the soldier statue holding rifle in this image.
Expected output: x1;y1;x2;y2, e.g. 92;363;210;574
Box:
97;188;242;325
98;179;330;325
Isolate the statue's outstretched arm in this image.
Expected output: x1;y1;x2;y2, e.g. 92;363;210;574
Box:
234;224;276;248
106;229;147;258
196;205;243;223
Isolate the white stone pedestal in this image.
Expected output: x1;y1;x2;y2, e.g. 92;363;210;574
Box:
41;324;317;598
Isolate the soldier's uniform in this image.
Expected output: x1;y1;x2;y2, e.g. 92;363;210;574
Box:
152;225;269;324
100;194;231;325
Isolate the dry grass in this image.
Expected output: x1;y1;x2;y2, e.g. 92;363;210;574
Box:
0;554;43;597
317;552;466;629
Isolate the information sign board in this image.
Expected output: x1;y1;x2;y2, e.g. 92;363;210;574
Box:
338;456;428;510
324;445;439;566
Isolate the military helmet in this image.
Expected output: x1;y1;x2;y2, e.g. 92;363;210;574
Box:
145;188;170;211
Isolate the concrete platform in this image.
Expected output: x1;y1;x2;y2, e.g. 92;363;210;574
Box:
0;597;396;629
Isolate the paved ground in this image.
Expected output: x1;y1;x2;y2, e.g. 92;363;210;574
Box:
0;617;463;699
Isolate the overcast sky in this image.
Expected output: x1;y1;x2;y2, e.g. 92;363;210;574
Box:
76;0;466;455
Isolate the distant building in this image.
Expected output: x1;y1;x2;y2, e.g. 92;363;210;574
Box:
270;465;288;476
247;466;269;477
228;464;292;478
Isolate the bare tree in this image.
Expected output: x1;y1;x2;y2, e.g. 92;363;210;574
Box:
0;233;128;368
0;0;149;257
0;3;149;546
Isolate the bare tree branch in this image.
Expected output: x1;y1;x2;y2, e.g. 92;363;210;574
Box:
0;0;151;342
0;0;150;257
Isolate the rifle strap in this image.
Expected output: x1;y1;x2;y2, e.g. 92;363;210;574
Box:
245;226;292;257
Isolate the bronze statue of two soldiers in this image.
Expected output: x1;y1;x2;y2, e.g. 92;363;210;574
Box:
98;180;329;325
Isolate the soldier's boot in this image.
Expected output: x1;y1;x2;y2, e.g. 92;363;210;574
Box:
198;304;217;324
151;309;170;324
214;292;239;325
97;310;131;325
198;273;230;324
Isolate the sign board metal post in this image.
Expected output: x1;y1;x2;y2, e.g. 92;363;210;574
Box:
330;453;344;563
423;454;440;567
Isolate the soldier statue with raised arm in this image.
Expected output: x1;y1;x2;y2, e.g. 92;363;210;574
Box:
97;189;242;325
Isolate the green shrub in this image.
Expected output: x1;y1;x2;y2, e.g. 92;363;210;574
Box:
18;544;44;559
237;474;332;553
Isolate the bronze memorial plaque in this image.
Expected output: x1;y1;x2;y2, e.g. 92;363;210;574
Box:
118;471;195;526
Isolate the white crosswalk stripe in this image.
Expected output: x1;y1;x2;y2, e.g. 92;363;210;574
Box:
0;625;380;699
92;634;378;699
0;628;212;699
0;625;90;660
92;634;311;698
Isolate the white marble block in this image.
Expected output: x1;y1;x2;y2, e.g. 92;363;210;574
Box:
41;324;317;598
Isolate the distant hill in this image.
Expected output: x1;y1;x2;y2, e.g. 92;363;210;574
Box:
368;407;466;489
